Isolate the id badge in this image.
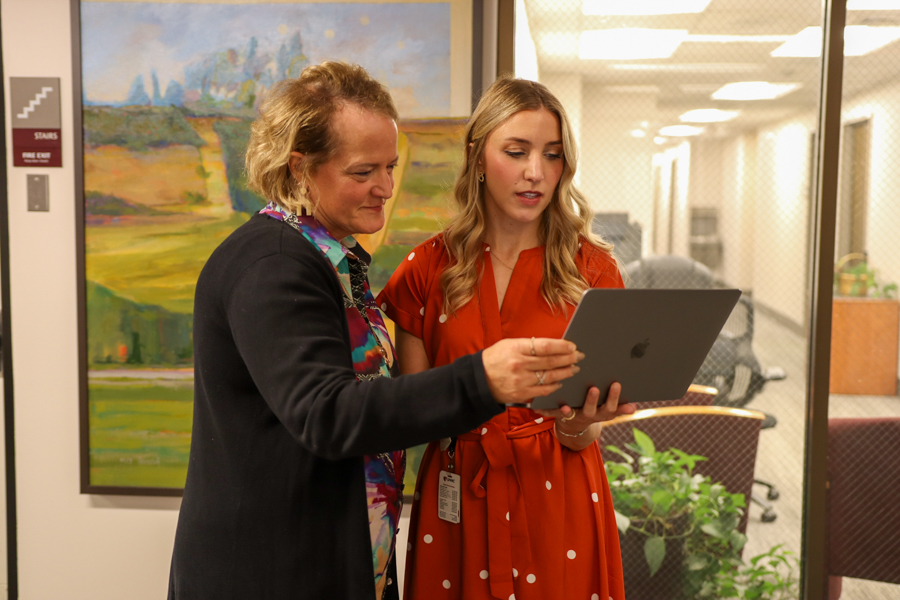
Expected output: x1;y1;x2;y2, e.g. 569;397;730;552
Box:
438;470;461;524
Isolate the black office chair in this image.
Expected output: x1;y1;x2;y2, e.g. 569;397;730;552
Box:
624;254;784;521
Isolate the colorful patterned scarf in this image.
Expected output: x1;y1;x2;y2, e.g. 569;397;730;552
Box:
260;202;404;598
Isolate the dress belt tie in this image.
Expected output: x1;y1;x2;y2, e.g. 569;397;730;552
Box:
457;418;556;600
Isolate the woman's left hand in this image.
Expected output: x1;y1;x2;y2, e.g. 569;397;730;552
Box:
534;382;636;450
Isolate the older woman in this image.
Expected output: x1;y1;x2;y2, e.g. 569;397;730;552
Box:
378;77;634;600
167;63;582;600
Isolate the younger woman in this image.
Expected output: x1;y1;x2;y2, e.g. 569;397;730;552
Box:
378;78;633;600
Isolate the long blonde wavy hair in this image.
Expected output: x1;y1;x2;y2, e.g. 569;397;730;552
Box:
441;77;614;314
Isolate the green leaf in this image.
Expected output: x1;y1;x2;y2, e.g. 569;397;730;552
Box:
701;522;725;538
614;510;631;535
651;490;674;513
604;445;635;464
644;536;667;576
730;531;748;551
686;553;710;571
633;428;656;456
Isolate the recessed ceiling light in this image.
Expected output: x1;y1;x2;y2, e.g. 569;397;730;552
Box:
659;125;705;136
847;26;900;55
848;0;900;9
686;34;792;43
680;109;740;123
580;29;689;60
711;82;801;101
631;129;648;138
654;137;669;145
604;85;660;93
772;26;900;57
583;0;711;15
611;63;764;73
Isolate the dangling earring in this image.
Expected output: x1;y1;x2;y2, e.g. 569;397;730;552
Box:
478;172;485;183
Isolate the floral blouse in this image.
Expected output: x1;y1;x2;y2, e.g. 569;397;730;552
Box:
260;202;404;598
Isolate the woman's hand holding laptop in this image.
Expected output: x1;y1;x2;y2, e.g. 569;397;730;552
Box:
535;382;636;451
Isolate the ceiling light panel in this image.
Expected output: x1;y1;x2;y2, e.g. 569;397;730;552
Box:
711;82;801;101
580;29;689;60
583;0;711;15
680;109;740;123
772;26;900;57
848;0;900;9
611;63;764;73
658;125;705;136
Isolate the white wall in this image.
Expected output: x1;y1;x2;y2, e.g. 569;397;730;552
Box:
2;1;181;598
842;77;900;301
579;86;657;234
720;132;757;292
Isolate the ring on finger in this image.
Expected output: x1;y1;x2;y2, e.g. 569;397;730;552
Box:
530;336;536;356
535;370;546;385
561;409;577;422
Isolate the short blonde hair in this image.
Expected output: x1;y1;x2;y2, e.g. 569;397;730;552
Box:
441;77;615;314
245;61;399;213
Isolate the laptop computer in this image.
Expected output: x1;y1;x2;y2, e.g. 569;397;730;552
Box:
529;288;741;410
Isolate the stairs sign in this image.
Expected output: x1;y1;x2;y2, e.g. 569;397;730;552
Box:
11;77;62;167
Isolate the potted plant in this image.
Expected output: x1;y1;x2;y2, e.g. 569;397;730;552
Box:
605;428;799;599
834;253;899;298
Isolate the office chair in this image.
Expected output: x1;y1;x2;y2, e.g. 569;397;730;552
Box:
600;405;766;600
601;405;765;536
827;417;900;599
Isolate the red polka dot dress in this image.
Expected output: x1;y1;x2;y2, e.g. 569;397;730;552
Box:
377;235;626;600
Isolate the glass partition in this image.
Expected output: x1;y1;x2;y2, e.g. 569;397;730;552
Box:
516;1;858;598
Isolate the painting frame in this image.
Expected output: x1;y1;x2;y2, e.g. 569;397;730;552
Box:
73;0;484;496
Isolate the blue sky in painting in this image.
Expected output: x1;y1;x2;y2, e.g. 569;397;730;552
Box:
81;1;451;117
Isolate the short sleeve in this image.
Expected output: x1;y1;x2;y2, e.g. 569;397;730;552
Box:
582;242;625;290
376;238;436;339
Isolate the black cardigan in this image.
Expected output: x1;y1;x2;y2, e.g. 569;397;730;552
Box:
168;213;503;599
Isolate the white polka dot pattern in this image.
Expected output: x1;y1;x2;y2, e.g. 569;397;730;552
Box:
424;534;433;544
408;252;415;261
513;568;518;577
509;595;516;600
407;543;412;551
567;549;577;559
479;570;489;579
546;481;552;490
419;307;425;316
505;511;509;520
591;595;600;600
486;246;491;252
482;427;488;435
381;303;387;311
535;417;544;424
526;573;536;583
592;492;599;503
442;580;451;589
439;314;448;323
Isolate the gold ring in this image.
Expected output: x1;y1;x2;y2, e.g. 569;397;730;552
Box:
535;370;545;385
530;337;536;356
561;410;577;422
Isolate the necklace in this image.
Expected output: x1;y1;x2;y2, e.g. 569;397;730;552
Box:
491;251;518;271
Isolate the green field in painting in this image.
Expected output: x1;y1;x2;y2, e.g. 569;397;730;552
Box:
86;213;249;314
89;382;193;488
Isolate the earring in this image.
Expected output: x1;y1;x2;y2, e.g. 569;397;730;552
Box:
478;172;485;183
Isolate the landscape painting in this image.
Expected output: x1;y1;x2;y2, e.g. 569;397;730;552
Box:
77;0;470;494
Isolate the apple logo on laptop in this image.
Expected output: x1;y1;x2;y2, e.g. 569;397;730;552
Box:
631;338;650;359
